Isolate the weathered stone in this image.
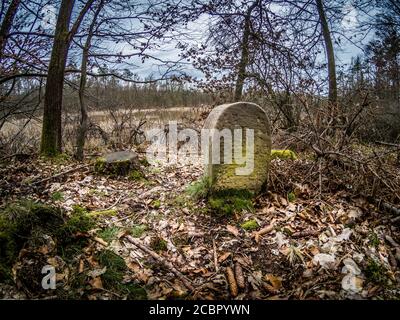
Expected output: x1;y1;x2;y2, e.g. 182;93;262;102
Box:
203;102;271;194
94;151;139;176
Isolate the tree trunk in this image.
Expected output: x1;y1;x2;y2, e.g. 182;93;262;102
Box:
316;0;337;106
0;0;21;61
40;0;75;156
40;0;95;156
75;0;104;160
234;1;258;101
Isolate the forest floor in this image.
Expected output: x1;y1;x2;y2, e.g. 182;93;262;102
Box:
1;147;399;300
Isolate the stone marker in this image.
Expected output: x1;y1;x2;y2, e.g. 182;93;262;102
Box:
94;150;139;176
203;102;271;194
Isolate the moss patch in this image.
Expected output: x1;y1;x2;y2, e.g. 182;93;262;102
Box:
0;200;63;281
208;189;254;216
88;209;118;218
51;191;64;201
97;250;147;299
271;149;297;160
131;224;147;238
129;169;146;181
152;200;161;209
186;176;210;200
97;227;120;243
287;192;296;202
150;236;168;252
241;219;259;231
365;259;389;286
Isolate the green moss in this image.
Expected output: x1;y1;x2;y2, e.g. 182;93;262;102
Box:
0;200;63;281
139;158;150;167
131;224;147;238
41;153;71;164
368;232;380;247
97;227;120;243
150;167;161;174
186;176;210;199
208;189;254;216
88;209;118;217
152;200;161;209
241;219;259;231
365;259;388;285
55;205;95;243
96;249;146;299
287;192;296;202
151;236;168;252
51;191;64;201
271;149;297;160
129;169;145;181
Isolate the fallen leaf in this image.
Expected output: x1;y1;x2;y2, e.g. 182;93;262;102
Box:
226;225;239;237
218;252;232;263
265;274;282;290
89;277;103;289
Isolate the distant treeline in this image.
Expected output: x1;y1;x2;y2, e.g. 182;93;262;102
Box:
62;78;215;113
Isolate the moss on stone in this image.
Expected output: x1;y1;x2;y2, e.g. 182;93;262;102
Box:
271;149;297;160
208;189;254;215
241;219;259;231
94;156;136;176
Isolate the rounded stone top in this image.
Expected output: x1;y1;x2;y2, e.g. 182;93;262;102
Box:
203;102;272;194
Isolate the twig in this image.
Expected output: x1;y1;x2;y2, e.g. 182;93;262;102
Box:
213;239;219;272
124;235;195;292
30;163;91;185
93;195;123;212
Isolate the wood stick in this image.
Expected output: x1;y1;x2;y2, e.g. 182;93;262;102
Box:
30;163;91;185
213;239;219;272
124;235;195;292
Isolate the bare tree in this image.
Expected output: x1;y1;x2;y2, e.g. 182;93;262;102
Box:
316;0;337;105
40;0;95;156
0;0;21;61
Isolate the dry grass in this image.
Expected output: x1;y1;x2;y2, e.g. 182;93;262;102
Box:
0;105;211;156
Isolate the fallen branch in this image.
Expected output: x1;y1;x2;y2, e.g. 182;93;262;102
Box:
124;235;195;292
30;163;91;185
213;239;219;272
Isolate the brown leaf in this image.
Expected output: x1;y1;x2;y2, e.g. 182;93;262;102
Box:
218;252;232;263
265;274;282;291
226;225;239;237
89;277;103;290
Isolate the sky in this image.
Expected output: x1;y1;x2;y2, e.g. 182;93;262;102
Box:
129;4;373;80
38;2;374;81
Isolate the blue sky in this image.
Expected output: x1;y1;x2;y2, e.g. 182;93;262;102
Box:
38;2;375;80
128;4;373;80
